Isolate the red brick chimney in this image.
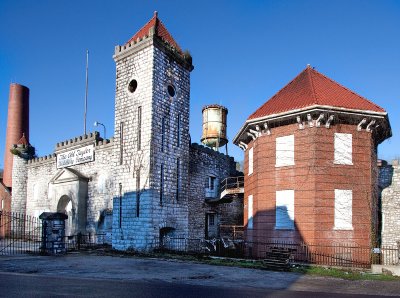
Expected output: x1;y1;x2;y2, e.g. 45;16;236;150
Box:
3;83;29;188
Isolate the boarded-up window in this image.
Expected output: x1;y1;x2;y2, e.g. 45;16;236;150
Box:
276;190;295;229
334;133;352;165
334;189;353;230
276;135;294;167
248;195;253;229
248;147;253;175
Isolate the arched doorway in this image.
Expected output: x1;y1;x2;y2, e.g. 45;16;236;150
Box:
57;195;74;236
159;227;175;250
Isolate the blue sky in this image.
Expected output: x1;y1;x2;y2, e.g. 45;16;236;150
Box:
1;0;399;167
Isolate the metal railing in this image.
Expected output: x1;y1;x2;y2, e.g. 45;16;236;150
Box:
154;237;399;269
219;225;244;240
220;176;244;193
65;233;108;251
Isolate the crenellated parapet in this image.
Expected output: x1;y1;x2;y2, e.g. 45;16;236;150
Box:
113;12;193;71
26;132;113;166
28;153;57;165
191;142;235;163
55;132;101;153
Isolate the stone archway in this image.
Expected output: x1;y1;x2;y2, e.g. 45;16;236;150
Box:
159;227;176;250
57;195;74;236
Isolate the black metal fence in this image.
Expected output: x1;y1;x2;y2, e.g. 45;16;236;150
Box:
0;211;42;255
155;237;399;269
64;233;108;251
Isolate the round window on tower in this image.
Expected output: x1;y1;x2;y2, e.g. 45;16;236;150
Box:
128;79;138;93
167;85;176;97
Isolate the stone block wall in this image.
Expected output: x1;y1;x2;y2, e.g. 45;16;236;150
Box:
18;133;114;238
381;160;400;247
112;40;154;250
11;149;29;214
188;143;242;240
112;33;192;251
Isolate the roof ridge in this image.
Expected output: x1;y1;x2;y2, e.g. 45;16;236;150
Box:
307;66;319;104
248;67;311;119
126;13;157;44
125;11;183;53
313;68;385;112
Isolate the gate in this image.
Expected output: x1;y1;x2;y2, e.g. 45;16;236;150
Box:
0;211;42;255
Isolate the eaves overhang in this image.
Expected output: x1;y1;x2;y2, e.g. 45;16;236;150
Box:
233;105;391;147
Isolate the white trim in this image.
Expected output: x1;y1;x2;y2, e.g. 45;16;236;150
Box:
233;105;387;144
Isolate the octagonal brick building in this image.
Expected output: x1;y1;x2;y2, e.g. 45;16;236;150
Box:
233;66;391;256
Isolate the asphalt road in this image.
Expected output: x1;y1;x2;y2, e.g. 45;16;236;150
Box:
0;253;400;297
0;272;388;298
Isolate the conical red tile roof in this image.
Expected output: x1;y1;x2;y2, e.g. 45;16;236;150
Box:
248;66;385;121
126;11;182;54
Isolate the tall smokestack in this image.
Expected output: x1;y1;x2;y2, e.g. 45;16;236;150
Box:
3;83;29;188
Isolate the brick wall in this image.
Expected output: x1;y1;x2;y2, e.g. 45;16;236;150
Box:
244;122;377;252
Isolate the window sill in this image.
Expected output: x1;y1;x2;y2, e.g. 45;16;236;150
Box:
333;226;353;231
275;164;295;168
275;226;294;230
333;162;353;166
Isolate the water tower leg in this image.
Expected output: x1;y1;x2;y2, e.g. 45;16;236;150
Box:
225;144;228;155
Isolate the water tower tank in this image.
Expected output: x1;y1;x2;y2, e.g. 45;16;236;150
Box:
201;104;228;149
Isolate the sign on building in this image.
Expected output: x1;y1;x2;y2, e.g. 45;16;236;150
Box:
56;144;95;168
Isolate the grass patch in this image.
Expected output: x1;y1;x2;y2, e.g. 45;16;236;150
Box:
291;265;400;281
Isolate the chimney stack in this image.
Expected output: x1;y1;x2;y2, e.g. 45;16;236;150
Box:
3;83;30;188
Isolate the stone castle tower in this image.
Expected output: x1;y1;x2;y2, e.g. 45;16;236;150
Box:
112;12;194;250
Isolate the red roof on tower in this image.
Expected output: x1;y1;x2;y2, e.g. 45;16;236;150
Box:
126;11;183;54
248;66;386;121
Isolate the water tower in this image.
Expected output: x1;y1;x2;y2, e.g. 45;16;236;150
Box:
201;104;228;153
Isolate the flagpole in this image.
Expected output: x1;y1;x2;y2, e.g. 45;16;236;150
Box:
84;49;89;135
